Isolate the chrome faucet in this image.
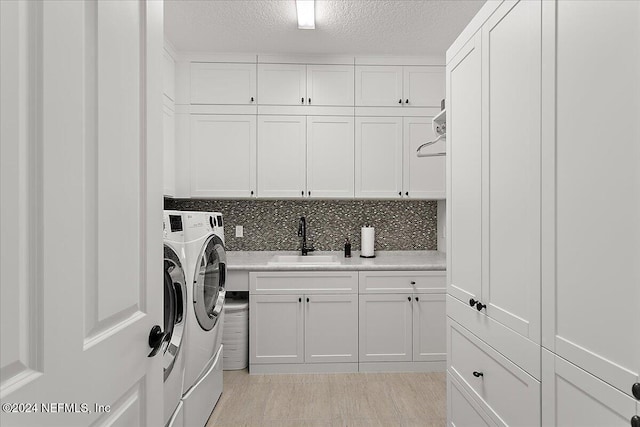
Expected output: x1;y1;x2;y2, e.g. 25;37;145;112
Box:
298;216;314;256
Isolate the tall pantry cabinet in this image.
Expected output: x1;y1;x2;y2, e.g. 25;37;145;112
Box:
446;1;640;426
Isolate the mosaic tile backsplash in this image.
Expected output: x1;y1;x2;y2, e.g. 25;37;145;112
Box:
164;198;438;251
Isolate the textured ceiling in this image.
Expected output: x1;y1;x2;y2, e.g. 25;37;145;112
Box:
164;0;486;55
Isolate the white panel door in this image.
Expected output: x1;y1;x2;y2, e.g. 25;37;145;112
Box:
483;0;541;343
250;295;304;364
359;294;412;362
403;117;445;199
355;117;403;199
190;62;256;105
446;33;483;304
306;65;354;106
190;115;256;198
403;66;445;107
306;116;354;198
543;0;640;398
163;102;176;197
355;66;403;106
305;295;358;363
0;1;163;426
258;64;307;105
542;350;639;427
257;116;306;198
413;295;446;362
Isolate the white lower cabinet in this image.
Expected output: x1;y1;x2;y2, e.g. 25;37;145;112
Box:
448;374;497;427
413;294;446;362
447;319;540;427
249;293;358;366
542;349;639;427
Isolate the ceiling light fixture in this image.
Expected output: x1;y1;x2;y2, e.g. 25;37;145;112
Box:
296;0;315;30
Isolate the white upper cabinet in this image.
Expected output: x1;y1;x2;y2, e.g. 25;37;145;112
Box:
306;65;354;106
403;117;445;199
403;66;445;107
306;116;354;198
542;0;640;398
355;117;403;198
447;33;483;304
483;0;541;344
190;63;257;105
257;116;306;198
258;64;307;105
355;66;404;106
190;114;256;197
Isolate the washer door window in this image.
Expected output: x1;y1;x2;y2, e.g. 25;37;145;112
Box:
163;245;187;381
193;235;226;331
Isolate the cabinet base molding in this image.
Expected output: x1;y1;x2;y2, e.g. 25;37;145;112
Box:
249;363;358;375
358;361;445;373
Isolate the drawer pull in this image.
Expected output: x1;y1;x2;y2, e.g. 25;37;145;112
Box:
631;415;640;427
469;298;477;307
476;302;486;311
472;371;484;378
633;382;640;400
415;297;419;301
410;281;416;285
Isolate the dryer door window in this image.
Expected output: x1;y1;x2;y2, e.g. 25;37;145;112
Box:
193;234;226;331
163;244;187;380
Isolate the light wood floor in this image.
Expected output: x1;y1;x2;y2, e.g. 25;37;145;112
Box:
206;370;446;427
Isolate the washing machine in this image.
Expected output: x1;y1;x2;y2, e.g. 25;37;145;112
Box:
162;211;188;427
181;211;226;427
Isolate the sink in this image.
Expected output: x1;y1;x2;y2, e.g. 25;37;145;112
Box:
268;255;340;265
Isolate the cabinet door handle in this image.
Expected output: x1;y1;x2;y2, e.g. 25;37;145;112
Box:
250;190;254;196
415;297;419;301
476;302;486;311
405;192;409;196
407;296;412;301
299;297;302;302
410;281;416;285
398;191;402;196
472;371;484;378
251;96;254;102
631;415;640;427
469;298;477;307
306;297;309;303
301;97;305;104
308;191;311;196
398;99;402;104
308;98;311;104
632;382;640;400
301;190;304;196
405;99;409;104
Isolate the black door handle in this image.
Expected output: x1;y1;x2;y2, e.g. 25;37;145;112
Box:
306;297;309;302
473;371;484;378
631;415;640;427
408;296;412;301
301;97;304;104
469;298;477;307
398;191;402;196
476;302;486;311
250;190;254;196
308;98;311;104
410;281;416;285
415;297;419;301
398;99;402;104
301;190;304;196
299;297;302;302
632;382;640;400
147;325;165;357
405;192;409;196
250;97;254;102
406;99;409;104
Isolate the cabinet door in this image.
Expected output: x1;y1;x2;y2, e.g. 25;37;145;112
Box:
447;33;483;303
542;350;639;427
402;66;445;107
543;0;640;397
482;0;541;343
413;294;446;362
355;117;403;198
190;115;256;197
258;64;306;105
359;294;412;362
306;65;354;106
355;66;403;106
306;116;354;198
257;116;306;198
305;295;358;363
190;63;256;105
403;117;445;199
163;102;175;196
250;295;304;364
448;374;498;427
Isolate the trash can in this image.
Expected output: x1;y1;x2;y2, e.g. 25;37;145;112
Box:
222;298;249;370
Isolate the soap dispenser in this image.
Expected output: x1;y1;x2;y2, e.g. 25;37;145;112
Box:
344;237;351;258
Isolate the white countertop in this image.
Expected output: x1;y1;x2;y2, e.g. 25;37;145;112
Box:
226;250;446;271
